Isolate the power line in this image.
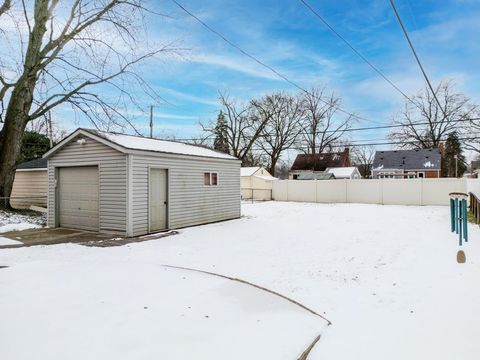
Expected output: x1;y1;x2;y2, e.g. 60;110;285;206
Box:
171;0;384;125
170;117;478;142
250;135;480;150
388;0;448;118
299;0;416;106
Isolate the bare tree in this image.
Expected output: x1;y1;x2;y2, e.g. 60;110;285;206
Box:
202;94;270;165
351;145;375;178
253;92;304;176
298;87;354;154
388;80;477;149
0;0;11;18
0;0;177;208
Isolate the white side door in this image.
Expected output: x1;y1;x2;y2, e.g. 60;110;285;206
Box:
149;168;168;232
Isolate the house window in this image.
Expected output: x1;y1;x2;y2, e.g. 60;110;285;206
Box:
204;172;218;186
417;172;425;178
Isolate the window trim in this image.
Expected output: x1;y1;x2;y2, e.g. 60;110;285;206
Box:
204;172;219;186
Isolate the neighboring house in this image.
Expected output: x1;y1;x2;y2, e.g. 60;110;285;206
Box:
469;160;480;178
240;166;276;200
326;167;362;179
11;158;48;209
43;128;241;236
289;148;350;179
372;149;441;179
296;172;335;180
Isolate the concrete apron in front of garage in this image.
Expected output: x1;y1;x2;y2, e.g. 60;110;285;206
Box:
0;227;178;249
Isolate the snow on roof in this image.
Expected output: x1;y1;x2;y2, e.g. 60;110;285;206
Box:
373;149;441;170
84;129;237;160
241;167;260;176
325;167;358;178
254;174;277;181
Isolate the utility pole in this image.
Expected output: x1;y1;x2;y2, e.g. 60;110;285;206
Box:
149;105;154;138
454;154;458;178
46;111;53;148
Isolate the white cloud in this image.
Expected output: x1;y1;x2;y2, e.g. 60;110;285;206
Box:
185;52;280;80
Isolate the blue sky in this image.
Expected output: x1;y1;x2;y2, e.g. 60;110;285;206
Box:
73;0;480;145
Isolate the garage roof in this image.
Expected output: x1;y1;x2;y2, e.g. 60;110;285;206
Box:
241;167;260;176
44;128;239;160
16;158;47;170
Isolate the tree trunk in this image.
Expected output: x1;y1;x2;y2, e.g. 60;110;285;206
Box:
0;115;28;209
268;156;278;177
0;71;41;209
0;0;49;209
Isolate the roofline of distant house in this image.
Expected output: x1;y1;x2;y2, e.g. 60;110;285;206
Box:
16;168;47;172
372;168;441;172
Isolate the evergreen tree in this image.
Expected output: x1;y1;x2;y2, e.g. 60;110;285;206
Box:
19;131;51;163
443;132;467;177
213;111;230;154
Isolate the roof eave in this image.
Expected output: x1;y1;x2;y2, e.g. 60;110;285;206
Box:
44;128;240;162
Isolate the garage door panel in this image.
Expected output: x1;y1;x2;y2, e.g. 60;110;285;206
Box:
58;166;99;231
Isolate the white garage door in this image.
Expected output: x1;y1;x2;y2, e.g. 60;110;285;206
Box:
58;166;99;231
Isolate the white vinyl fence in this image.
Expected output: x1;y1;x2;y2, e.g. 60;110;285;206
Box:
273;178;475;206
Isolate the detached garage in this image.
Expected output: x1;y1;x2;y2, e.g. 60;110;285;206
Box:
43;128;241;236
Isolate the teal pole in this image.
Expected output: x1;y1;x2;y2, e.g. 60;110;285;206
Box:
450;198;455;232
462;199;468;242
455;198;459;234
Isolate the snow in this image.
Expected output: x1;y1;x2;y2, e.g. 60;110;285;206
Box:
0;222;41;233
0;237;22;245
88;129;238;160
0;210;45;233
424;161;435;168
1;202;479;360
325;167;358;178
240;167;260;176
254;174;276;181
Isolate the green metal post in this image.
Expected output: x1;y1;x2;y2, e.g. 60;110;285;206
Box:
462;199;468;242
450;198;455;232
455;198;459;235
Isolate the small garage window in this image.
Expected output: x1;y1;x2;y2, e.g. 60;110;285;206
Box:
204;172;218;186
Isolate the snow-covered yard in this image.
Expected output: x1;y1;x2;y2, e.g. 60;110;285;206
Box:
0;210;46;245
1;202;479;359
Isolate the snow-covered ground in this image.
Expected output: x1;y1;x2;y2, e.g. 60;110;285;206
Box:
0;210;45;234
1;202;479;359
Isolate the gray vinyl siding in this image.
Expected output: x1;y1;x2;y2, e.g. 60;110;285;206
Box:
130;153;240;236
47;135;127;234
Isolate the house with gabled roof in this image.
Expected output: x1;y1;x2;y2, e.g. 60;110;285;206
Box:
240;166;276;200
43;128;241;236
288;148;351;179
372;149;441;179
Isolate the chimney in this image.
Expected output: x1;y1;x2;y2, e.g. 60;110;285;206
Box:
437;142;445;157
344;147;350;167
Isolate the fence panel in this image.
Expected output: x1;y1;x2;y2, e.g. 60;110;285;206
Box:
288;180;316;202
421;178;467;205
347;179;382;204
382;179;422;205
272;181;288;201
316;180;347;203
271;178;471;206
